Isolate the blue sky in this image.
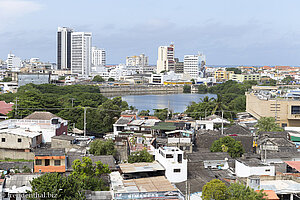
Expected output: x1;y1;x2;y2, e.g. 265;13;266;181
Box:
0;0;300;65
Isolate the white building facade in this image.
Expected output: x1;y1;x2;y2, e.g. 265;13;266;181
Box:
71;32;92;76
235;160;275;178
155;147;187;183
57;27;73;70
92;47;106;67
126;54;148;67
184;53;206;79
6;53;22;70
157;44;175;73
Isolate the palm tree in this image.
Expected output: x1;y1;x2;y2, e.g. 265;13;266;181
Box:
211;94;226;115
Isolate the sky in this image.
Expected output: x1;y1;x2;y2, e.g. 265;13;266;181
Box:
0;0;300;66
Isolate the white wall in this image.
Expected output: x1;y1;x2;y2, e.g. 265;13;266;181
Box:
203;160;229;170
235;160;275;177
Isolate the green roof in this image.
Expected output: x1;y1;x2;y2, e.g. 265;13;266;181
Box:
152;122;176;131
291;136;300;142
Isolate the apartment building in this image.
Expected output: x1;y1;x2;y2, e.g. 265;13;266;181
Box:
214;70;234;81
229;74;261;83
156;44;175;73
92;46;106;67
183;53;206;79
57;27;73;70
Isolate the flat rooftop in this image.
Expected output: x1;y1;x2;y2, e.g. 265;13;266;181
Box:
0;127;41;138
119;161;164;174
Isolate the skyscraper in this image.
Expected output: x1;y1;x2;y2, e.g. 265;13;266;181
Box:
184;53;206;79
71;32;92;76
92;47;106;67
156;44;175;73
57;27;73;70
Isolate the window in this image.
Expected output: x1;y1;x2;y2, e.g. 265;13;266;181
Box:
173;169;181;173
282;123;287;128
166;154;173;158
35;159;42;165
45;159;50;166
178;154;182;163
265;169;270;172
291;106;300;114
18;138;22;143
54;160;61;166
1;138;5;142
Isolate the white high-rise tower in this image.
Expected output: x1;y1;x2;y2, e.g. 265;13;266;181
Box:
184;53;206;79
156;44;175;73
57;27;73;70
71;32;92;76
92;47;106;67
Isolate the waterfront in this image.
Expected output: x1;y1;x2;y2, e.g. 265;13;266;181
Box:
121;93;217;113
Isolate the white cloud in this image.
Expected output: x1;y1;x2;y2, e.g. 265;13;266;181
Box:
0;0;42;21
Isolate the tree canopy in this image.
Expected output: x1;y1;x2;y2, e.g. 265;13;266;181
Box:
281;75;294;85
255;117;283;133
226;67;242;74
154;108;169;120
202;179;267;200
128;149;154;163
92;75;105;82
0;84;129;135
183;85;191;93
210;136;245;158
139;110;150;116
89;139;117;157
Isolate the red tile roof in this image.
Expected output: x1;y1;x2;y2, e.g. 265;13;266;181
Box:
0;101;14;115
285;161;300;172
256;190;279;200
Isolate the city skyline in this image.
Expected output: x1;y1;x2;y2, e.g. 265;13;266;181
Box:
1;0;300;66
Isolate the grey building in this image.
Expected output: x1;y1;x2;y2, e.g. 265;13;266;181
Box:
18;73;50;86
57;27;73;70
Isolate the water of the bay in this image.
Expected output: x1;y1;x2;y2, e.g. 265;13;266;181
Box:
121;93;217;114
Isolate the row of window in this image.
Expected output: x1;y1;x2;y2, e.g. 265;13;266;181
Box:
35;159;61;166
1;138;22;143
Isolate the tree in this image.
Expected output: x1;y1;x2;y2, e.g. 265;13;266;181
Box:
92;75;105;82
153;108;169;120
227;183;267;200
89;139;117;157
1;77;12;82
202;179;227;200
72;157;110;191
139;110;150;116
183;85;191;93
198;84;208;94
128;149;154;163
210;136;245;158
226;67;242;74
255;117;283;133
282;75;294;85
28;173;85;200
191;79;195;84
202;180;267;200
108;78;115;82
58;76;65;80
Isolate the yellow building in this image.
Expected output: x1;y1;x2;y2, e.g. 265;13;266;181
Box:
246;91;300;127
229;74;261;83
164;81;192;85
214;70;234;81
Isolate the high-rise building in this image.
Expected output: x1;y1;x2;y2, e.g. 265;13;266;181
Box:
174;58;184;74
183;53;206;79
92;47;106;67
126;54;148;67
156;44;175;73
57;27;73;70
71;32;92;76
6;53;22;69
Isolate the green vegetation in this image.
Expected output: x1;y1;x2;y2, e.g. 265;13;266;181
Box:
28;173;85;200
282;75;294;85
210;136;245;158
92;75;105;82
226;67;242;74
108;77;115;82
139;110;150;116
255;117;284;133
202;179;266;200
89;139;117;157
153;108;169;120
1;77;12;82
0;84;129;134
128;149;154;163
183;85;191;93
58;76;65;80
188;80;257;119
191;79;195;84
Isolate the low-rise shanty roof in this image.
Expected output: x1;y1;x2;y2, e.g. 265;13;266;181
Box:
0;101;13;116
4;174;41;191
34;148;65;156
119;161;164;174
188;152;230;162
52;134;75;141
259;180;300;194
265;151;300;159
236;158;267;167
67;155;116;171
152;122;176;131
222;125;251;135
257;137;296;148
24;111;60;120
114;116;133;125
0;128;42;138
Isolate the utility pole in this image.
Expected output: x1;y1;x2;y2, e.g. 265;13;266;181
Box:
221;110;224;135
84;107;87;138
15;97;19;118
70;98;75;107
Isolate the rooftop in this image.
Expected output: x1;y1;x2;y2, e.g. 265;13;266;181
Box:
0;127;42;138
237;158;267;167
188;152;230;162
24;111;61;120
34;148;65;156
4;174;41;192
0;101;13;115
52;134;75;141
114;116;133;125
119;161;164;174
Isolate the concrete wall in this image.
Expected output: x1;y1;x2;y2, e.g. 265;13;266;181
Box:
0;149;34;160
0;161;33;171
0;133;41;149
235;160;275;177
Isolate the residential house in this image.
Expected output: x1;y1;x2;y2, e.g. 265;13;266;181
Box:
34;148;66;173
235;158;275;177
0;101;13;121
188;152;230;170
